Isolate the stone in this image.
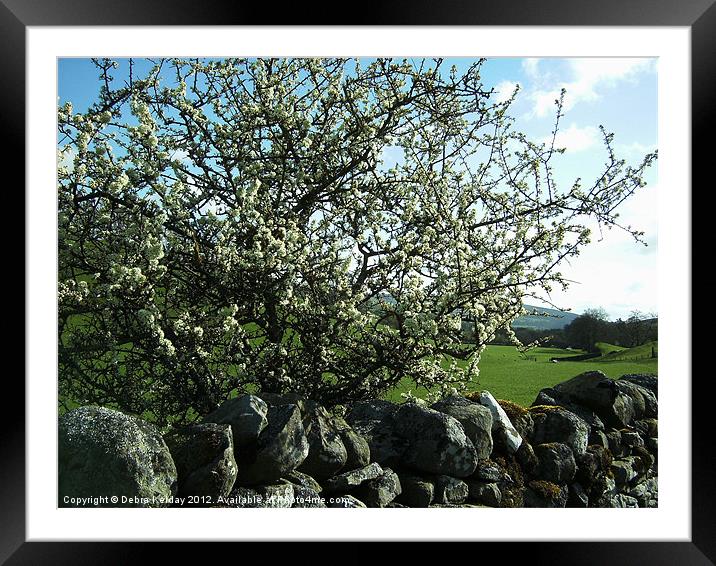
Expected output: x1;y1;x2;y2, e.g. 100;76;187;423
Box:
393;403;478;477
632;419;649;437
326;495;367;508
532;388;605;432
587;444;614;470
641;418;658;438
256;391;304;407
629;477;658;507
589;476;618;507
323;462;383;493
59;406;177;507
621;431;645;450
339;428;371;471
620;374;658;397
575;451;600;487
431;395;493;459
292;485;326;508
163;423;237;502
532;388;559;406
637;385;659;419
395;473;434;508
588;429;610;449
228;487;263;507
236;404;309;485
359;427;408;469
346;400;407;467
467;481;501;507
620;381;657;418
355;467;402;507
567;482;589;507
507;409;535;440
470;460;503;482
606;430;625;457
433;475;469;505
229;483;294;507
632;445;655;473
478;391;522;454
523;481;568;508
515;441;539;475
595;441;617;463
608;493;639;508
284;470;323;493
530;406;589;456
564;405;605;433
254;483;295;507
552;371;635;428
498;481;525;508
533;442;576;483
346;399;398;426
331;415;371;471
203;395;268;448
611;458;637;485
298;406;348;480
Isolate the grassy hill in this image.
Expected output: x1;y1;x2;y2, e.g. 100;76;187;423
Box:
595;342;627;355
600;340;658;361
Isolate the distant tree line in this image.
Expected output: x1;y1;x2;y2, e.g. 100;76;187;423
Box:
486;308;658;352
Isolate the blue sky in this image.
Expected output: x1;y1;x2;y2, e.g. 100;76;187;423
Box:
58;57;658;320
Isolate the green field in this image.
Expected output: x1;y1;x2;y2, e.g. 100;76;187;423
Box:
383;343;658;407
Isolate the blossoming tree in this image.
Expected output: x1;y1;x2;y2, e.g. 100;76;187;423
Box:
58;58;656;426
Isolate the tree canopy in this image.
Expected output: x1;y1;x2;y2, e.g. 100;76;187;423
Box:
58;58;657;426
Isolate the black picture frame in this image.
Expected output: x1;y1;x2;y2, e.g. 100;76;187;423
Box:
10;1;707;563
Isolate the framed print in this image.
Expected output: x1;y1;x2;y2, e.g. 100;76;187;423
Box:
11;0;710;563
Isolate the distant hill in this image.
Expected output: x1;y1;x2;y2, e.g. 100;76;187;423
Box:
366;295;580;331
511;305;579;330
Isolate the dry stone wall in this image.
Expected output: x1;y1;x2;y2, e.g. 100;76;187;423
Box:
58;371;658;508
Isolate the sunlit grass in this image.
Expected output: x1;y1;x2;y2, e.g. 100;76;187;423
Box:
383;344;658;406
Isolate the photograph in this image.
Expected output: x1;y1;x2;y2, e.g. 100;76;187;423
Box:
10;5;707;559
56;55;660;510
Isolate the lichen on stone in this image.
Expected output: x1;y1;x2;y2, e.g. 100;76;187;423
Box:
497;399;529;421
528;479;562;499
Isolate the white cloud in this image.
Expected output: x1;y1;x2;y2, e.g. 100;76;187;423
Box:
568;58;655;91
493;80;520;104
543;123;599;153
522;58;540;79
616;141;657;157
530;89;564;118
528;58;655;118
533;243;657;320
530;182;658;319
